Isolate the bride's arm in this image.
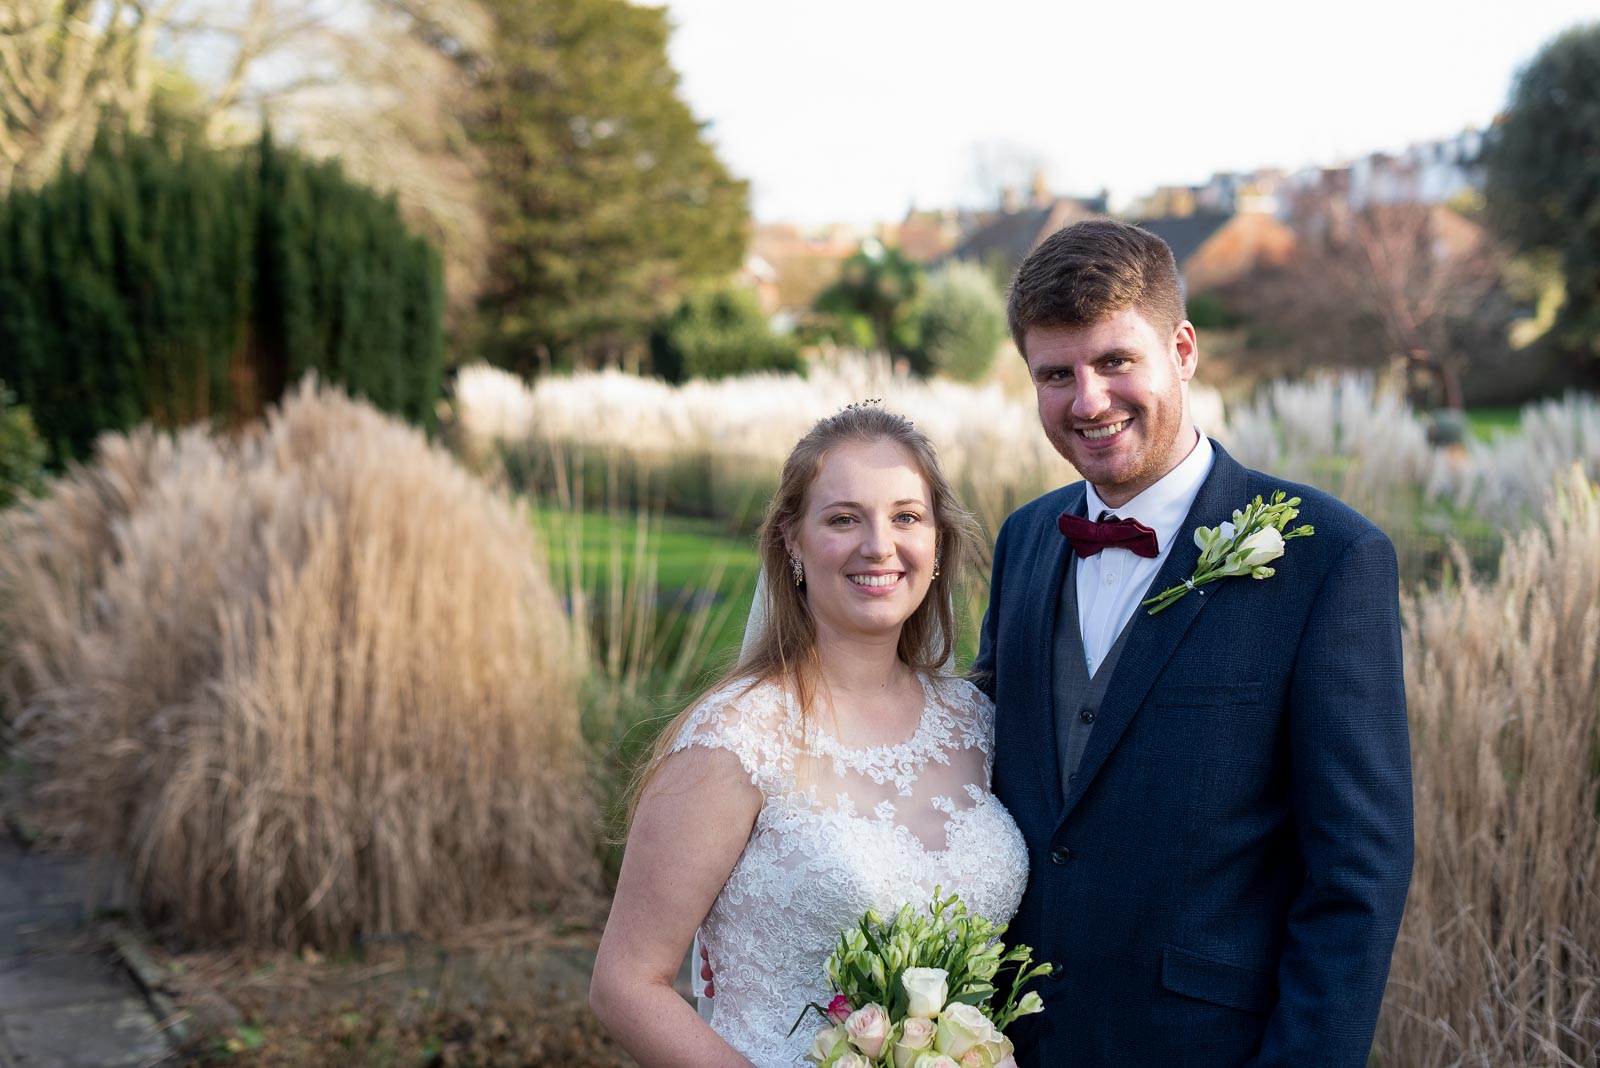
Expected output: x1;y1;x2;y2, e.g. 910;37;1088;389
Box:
590;744;762;1067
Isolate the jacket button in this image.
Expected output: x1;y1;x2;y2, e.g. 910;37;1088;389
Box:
1050;846;1072;865
1078;708;1095;724
1047;960;1064;980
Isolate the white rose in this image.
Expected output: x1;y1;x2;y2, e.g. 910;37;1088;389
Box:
808;1023;848;1065
833;1054;873;1068
894;1016;937;1068
933;1002;997;1059
958;1034;1016;1067
844;1003;891;1060
901;967;949;1019
911;1055;961;1068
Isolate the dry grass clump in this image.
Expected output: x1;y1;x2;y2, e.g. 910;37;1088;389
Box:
0;379;598;950
1218;373;1440;518
1376;465;1600;1066
1441;392;1600;525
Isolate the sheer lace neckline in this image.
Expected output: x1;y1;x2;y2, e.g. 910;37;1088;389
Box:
803;671;937;763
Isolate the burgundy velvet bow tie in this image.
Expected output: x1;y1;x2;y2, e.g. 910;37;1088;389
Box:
1058;511;1160;559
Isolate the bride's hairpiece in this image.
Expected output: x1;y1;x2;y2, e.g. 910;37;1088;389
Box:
841;398;883;413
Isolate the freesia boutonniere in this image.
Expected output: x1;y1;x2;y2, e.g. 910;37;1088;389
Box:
1142;491;1314;615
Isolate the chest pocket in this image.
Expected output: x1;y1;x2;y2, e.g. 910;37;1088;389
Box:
1149;681;1267;711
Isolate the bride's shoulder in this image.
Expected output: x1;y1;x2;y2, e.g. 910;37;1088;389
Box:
923;673;996;731
670;674;799;754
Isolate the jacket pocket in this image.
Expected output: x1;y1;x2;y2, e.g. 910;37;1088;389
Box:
1151;681;1266;710
1160;944;1276;1014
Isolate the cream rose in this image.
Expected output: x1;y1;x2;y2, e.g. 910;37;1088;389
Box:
933;1002;997;1060
809;1023;848;1064
844;1003;891;1059
894;1016;937;1068
911;1055;961;1068
901;967;949;1019
833;1054;873;1068
957;1034;1016;1068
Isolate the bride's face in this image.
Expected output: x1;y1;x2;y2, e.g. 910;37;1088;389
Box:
786;439;938;647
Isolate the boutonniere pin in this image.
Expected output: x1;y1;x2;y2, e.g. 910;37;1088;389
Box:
1142;491;1314;615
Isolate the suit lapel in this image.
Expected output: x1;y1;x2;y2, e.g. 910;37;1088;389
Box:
1055;443;1250;823
1029;482;1083;815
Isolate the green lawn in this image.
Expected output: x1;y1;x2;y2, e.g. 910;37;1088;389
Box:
1466;407;1522;442
531;504;762;665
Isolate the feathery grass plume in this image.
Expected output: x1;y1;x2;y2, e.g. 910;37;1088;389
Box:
451;354;1082;523
1439;392;1600;526
0;379;598;950
1218;373;1440;518
1375;464;1600;1066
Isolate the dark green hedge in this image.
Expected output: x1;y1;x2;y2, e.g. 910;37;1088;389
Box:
0;128;443;461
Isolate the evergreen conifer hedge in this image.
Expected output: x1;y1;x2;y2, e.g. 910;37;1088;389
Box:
0;129;443;461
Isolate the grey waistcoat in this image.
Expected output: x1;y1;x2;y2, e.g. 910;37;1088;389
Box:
1052;556;1140;796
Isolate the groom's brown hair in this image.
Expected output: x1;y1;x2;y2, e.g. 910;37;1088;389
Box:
1006;218;1185;356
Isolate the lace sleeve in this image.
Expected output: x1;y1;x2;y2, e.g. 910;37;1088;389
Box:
669;676;796;797
930;676;997;784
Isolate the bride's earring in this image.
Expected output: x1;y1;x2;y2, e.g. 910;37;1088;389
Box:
932;551;941;580
789;553;805;586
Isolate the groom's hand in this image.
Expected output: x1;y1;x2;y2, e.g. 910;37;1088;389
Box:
700;941;715;997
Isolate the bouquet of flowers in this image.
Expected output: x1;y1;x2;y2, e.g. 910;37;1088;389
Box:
791;888;1051;1068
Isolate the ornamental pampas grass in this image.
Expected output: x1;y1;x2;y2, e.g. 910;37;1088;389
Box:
0;379;598;950
1375;465;1600;1066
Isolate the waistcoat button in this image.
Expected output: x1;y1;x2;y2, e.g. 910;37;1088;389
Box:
1050;846;1072;865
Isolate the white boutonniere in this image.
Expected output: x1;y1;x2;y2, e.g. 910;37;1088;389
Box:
1142;491;1314;615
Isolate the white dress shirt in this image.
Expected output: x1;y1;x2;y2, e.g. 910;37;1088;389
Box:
1076;430;1214;677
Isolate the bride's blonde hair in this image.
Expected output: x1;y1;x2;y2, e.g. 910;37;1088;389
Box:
624;404;982;829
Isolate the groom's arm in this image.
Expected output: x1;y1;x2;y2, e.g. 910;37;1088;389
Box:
1251;529;1413;1068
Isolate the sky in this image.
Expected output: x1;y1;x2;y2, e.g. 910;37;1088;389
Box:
661;0;1598;226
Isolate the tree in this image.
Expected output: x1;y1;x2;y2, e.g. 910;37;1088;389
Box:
916;262;1006;382
1485;23;1600;369
648;285;799;383
1229;194;1507;409
471;0;748;374
0;0;332;195
814;245;924;363
0;128;443;460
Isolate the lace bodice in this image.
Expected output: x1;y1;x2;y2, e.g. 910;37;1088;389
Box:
671;673;1029;1068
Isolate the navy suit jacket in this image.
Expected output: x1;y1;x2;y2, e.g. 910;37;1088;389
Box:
972;441;1412;1067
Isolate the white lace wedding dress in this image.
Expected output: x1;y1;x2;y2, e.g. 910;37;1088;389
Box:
670;671;1029;1068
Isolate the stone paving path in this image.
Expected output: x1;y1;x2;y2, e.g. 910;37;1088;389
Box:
0;839;174;1067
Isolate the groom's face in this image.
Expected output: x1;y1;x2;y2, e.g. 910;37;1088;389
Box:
1023;307;1198;509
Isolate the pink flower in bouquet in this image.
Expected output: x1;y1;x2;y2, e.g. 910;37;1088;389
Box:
827;994;854;1024
844;1003;891;1059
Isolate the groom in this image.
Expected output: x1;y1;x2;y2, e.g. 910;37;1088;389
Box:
973;219;1412;1066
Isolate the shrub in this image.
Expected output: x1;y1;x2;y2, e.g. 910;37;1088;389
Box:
916;262;1007;382
1377;466;1600;1065
0;380;597;950
0;128;444;462
648;285;799;382
0;381;47;509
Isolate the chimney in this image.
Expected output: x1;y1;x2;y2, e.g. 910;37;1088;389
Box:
1030;169;1051;208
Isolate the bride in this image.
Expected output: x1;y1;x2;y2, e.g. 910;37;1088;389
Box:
590;405;1029;1067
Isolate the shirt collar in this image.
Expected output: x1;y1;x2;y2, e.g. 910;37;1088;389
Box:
1084;429;1214;554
